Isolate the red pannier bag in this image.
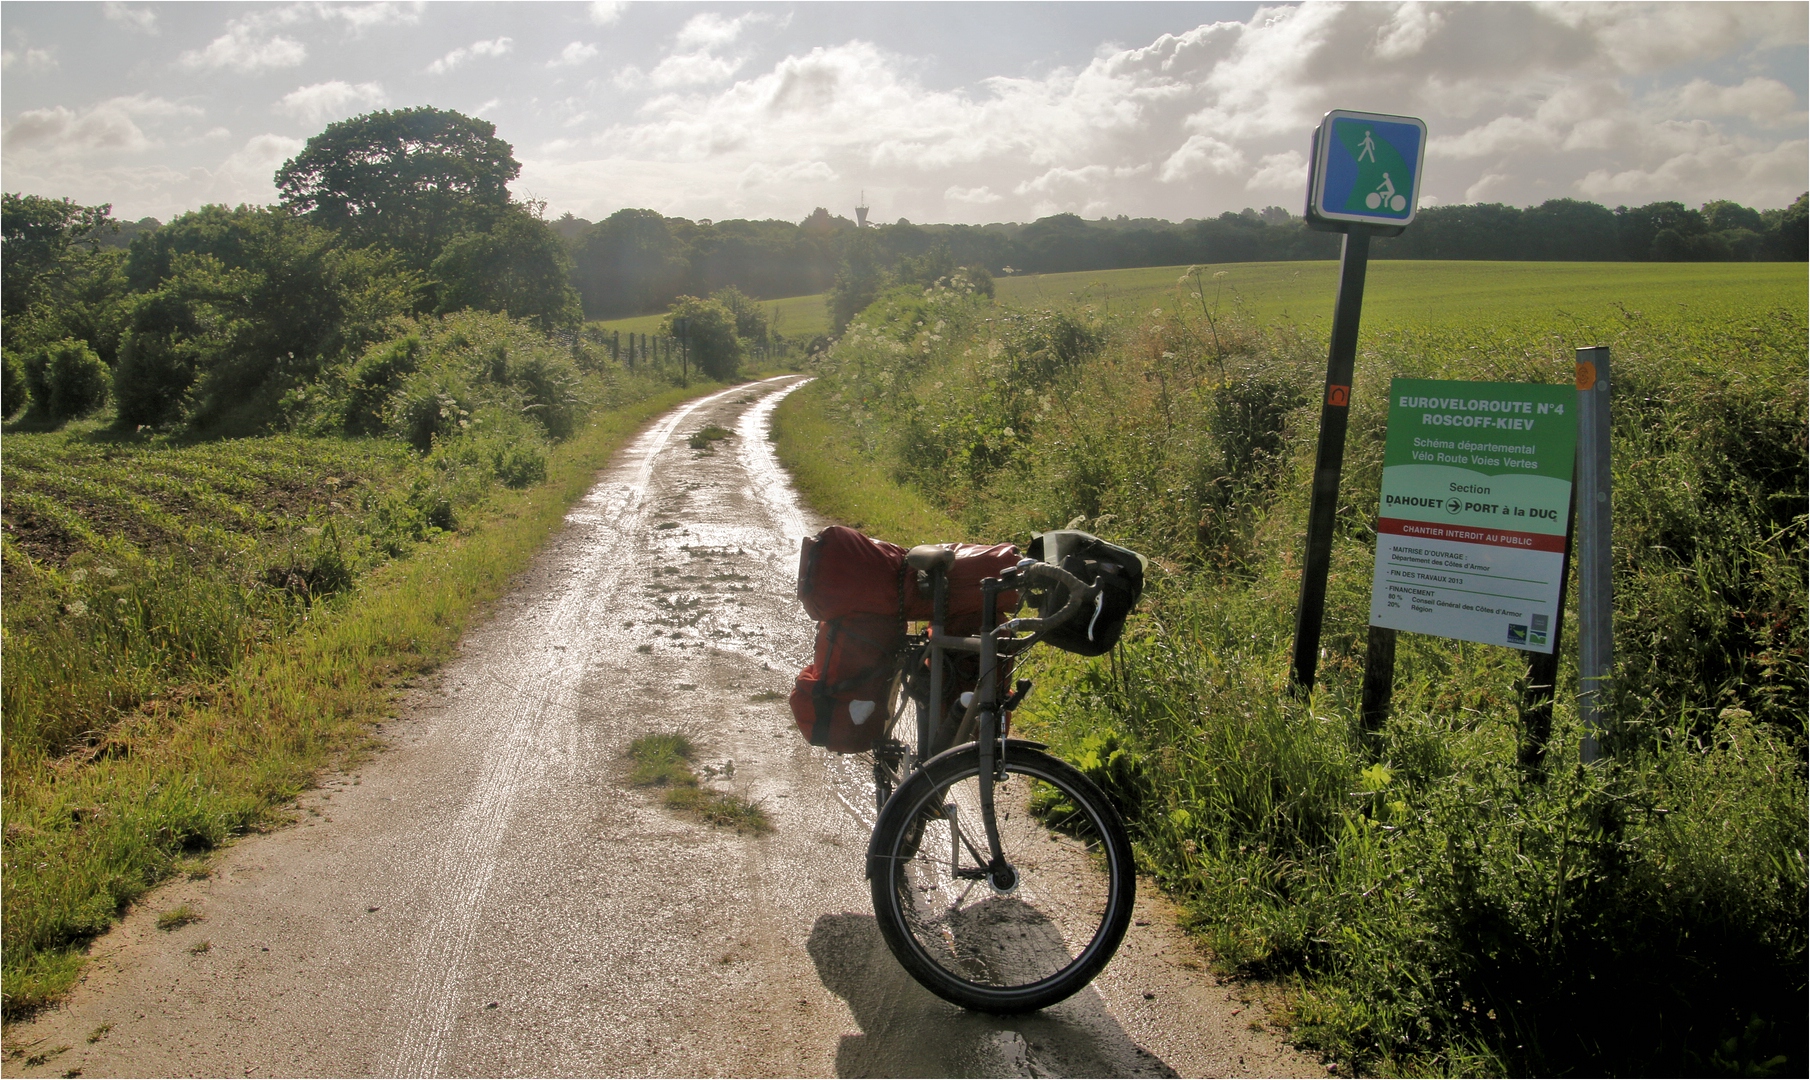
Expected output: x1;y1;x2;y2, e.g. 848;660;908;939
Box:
791;527;1023;754
790;614;903;753
797;526;906;621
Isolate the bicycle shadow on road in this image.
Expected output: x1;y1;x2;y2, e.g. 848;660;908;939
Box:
807;912;1177;1079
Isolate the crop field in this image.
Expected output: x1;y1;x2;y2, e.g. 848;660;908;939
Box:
995;259;1808;334
603;261;1803;350
0;365;716;1015
778;257;1808;1076
593;290;831;341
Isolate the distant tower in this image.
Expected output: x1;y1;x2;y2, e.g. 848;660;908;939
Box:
856;191;870;229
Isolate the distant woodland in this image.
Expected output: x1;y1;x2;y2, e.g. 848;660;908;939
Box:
4;106;1806;431
550;191;1807;318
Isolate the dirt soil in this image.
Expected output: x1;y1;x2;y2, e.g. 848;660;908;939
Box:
3;378;1327;1079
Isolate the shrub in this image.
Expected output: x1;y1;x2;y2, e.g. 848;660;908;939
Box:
663;296;742;380
24;339;110;421
343;336;420;435
2;349;27;419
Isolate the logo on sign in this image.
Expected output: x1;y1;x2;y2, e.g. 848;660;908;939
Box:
1326;384;1350;407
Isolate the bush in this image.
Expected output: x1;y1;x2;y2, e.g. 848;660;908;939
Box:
342;335;421;435
662;296;741;380
24;339;110;421
2;349;27;419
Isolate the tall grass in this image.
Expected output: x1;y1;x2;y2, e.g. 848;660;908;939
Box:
801;265;1806;1075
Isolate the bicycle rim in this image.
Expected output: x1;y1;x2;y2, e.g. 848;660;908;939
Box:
868;746;1134;1013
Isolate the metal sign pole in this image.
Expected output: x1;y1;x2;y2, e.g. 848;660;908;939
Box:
1574;346;1613;762
1290;226;1372;691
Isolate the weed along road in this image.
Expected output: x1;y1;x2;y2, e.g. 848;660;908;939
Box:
6;377;1315;1079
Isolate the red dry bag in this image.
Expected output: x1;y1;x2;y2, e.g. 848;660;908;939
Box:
789;614;903;753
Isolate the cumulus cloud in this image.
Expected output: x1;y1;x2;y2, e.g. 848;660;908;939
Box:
319;3;423;33
12;0;1805;224
1159;135;1245;182
549;41;599;68
676;12;763;50
738;159;836;189
1;47;57;72
1669;77;1804;126
427;37;513;75
1246;151;1307;193
276;81;387;126
103;2;158;34
524;3;1806;225
946;184;1003;204
3;95;200;157
616;12;773;89
180;16;307;72
222;133;306;182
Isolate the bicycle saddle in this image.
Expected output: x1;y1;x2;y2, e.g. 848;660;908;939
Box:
905;545;956;573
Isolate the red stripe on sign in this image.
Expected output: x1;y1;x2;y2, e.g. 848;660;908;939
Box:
1376;517;1567;553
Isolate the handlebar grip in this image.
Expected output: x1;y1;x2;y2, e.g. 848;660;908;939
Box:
999;561;1093;636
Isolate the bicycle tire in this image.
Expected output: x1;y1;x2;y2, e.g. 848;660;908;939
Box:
866;741;1135;1013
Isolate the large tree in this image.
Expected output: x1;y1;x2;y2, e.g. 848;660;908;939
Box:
432;203;582;332
1;193;132;365
274;107;518;269
569;209;690;318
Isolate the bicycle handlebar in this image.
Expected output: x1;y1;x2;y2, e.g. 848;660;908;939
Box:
994;559;1093;638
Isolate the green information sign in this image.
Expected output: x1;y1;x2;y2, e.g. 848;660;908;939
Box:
1369;378;1577;653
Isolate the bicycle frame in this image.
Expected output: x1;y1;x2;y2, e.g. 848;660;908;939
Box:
890;557;1092;891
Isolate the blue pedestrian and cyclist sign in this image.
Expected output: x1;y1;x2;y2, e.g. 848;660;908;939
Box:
1307;109;1427;228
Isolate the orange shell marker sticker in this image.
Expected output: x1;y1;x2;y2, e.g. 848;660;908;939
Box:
1575;360;1597;391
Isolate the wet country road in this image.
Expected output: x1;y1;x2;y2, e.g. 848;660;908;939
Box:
4;377;1320;1078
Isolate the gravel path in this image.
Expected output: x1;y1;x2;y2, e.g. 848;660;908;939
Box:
4;377;1322;1079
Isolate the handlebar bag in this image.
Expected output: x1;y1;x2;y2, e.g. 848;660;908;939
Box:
1026;530;1148;656
797;526;906;621
790;614;904;753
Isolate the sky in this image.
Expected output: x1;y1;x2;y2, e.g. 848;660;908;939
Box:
2;1;1806;227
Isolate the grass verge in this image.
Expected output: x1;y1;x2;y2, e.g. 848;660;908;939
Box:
769;378;961;546
1;379;732;1018
785;264;1806;1076
626;733;771;834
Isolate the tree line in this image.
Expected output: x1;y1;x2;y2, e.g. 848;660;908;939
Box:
552;191;1805;319
1;107;754;434
5;103;1806;429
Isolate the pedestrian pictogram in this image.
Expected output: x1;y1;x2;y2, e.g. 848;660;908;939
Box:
1307;110;1426;227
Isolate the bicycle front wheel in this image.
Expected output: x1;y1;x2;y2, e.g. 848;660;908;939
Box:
866;742;1135;1013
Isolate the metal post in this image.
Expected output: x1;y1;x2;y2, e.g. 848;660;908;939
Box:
1290;227;1373;691
1358;625;1396;741
1575;346;1613;762
1519;474;1576;775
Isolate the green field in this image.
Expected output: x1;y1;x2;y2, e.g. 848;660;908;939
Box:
594;291;831;340
995;259;1809;333
601;261;1804;346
